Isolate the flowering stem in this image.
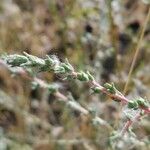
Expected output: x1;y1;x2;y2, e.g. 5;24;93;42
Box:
1;52;150;136
0;58;113;131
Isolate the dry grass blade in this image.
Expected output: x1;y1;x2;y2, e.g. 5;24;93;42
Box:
123;6;150;95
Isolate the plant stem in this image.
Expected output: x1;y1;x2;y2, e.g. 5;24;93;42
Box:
0;59;113;131
123;6;150;94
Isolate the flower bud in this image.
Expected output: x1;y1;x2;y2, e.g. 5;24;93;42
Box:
54;66;66;74
77;71;89;81
5;54;28;66
23;52;45;66
45;55;54;66
103;83;116;94
86;71;94;81
128;100;138;109
91;86;101;93
61;61;74;72
137;98;149;108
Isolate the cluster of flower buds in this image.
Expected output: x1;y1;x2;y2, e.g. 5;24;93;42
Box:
128;98;149;110
103;83;117;94
76;71;94;81
3;52;75;76
5;54;28;66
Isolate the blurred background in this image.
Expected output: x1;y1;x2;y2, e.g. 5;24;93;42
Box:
0;0;150;149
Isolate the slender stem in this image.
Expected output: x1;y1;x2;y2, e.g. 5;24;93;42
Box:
120;112;142;136
123;6;150;94
115;6;150;130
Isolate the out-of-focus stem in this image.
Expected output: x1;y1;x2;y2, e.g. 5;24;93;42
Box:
120;112;142;136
